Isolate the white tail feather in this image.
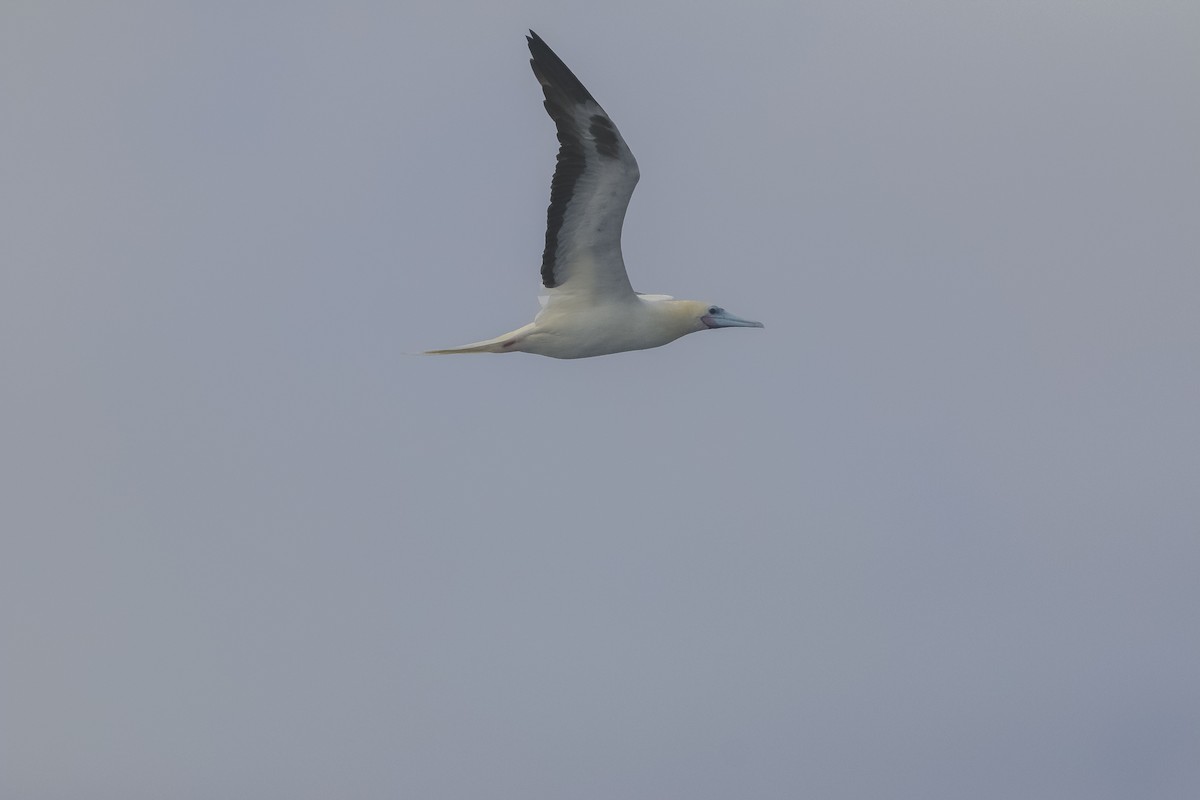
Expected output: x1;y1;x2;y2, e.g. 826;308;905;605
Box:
424;324;533;355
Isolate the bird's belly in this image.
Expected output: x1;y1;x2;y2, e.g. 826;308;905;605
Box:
519;307;683;359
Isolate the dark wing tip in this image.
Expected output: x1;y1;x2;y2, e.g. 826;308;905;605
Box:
525;30;597;106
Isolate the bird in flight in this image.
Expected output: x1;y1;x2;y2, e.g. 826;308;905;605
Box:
427;30;763;359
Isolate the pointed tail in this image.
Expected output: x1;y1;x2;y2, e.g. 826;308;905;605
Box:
424;324;533;355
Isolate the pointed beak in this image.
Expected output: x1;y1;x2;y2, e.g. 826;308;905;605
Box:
702;310;765;329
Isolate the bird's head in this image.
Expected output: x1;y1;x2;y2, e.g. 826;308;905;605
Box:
697;303;764;332
649;298;765;343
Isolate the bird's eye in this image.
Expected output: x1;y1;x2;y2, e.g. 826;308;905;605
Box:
708;306;720;315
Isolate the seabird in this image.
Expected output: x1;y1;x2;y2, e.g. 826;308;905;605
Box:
427;30;763;359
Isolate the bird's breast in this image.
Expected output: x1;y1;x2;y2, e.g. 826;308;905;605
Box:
520;298;692;359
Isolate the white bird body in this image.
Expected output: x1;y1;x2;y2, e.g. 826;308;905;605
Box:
427;31;762;360
434;295;711;359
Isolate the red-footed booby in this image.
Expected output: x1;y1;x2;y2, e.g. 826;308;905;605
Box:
427;31;763;359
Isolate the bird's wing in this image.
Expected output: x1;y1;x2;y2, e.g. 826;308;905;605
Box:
527;31;639;301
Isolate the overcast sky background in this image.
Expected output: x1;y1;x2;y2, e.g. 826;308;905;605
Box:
3;1;1199;798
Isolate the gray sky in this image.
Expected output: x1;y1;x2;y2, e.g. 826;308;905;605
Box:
3;1;1199;798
